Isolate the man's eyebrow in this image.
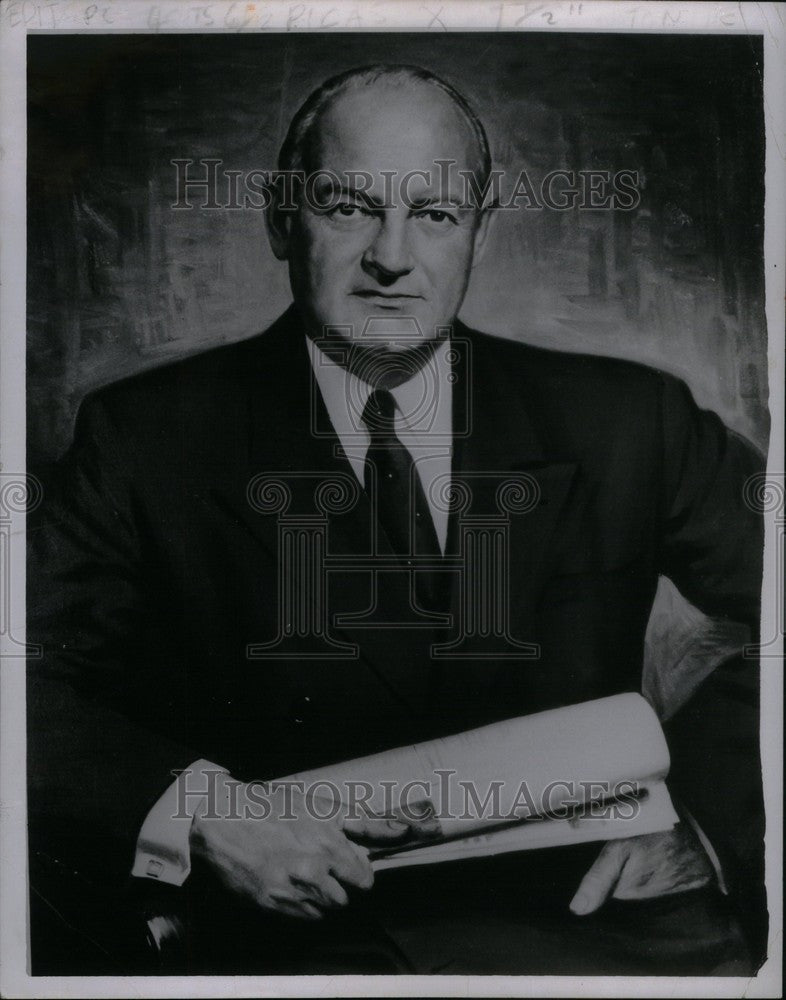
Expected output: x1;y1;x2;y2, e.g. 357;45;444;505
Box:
312;178;385;209
311;176;467;211
343;185;385;208
406;193;464;211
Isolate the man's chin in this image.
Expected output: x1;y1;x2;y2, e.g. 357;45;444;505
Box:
350;311;436;345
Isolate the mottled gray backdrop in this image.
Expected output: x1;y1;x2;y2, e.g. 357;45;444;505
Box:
28;32;767;470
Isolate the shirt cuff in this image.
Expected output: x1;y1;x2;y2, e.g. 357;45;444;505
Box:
131;759;228;886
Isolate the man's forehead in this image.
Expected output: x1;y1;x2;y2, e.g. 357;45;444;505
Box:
311;81;479;180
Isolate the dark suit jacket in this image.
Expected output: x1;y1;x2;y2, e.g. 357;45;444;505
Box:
27;306;766;959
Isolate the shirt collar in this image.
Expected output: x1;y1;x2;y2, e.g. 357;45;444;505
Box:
306;337;453;446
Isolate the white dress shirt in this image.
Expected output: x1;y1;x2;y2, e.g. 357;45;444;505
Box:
132;336;454;884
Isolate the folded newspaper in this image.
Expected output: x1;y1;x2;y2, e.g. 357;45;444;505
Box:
279;693;678;872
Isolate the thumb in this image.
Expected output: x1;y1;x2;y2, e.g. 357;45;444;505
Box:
570;841;627;916
342;811;411;845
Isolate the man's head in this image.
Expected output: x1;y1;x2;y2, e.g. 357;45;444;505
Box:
266;65;493;376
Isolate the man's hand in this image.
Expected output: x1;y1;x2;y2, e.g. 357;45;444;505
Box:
189;777;409;920
569;824;715;916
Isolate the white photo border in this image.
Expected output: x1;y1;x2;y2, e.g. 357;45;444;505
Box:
1;2;783;997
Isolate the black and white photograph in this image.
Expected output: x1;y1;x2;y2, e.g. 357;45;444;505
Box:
0;1;783;995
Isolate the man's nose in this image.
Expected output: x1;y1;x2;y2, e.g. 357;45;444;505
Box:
361;213;414;284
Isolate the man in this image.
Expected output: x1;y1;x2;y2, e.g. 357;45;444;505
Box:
28;65;766;975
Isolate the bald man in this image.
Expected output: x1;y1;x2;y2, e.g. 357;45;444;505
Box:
28;66;765;975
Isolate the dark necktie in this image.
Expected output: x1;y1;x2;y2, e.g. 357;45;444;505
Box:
361;388;441;563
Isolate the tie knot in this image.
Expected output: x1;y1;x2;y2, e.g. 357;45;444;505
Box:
362;389;397;433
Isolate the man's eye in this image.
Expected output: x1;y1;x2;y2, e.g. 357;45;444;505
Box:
415;209;458;225
329;203;369;219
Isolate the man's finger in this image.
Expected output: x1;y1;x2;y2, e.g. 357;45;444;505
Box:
327;838;374;890
343;812;411;844
569;841;627;916
291;872;349;909
272;896;323;921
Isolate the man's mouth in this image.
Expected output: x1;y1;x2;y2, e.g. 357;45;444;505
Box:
351;290;424;307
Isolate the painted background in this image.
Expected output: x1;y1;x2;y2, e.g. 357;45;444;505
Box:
27;32;767;468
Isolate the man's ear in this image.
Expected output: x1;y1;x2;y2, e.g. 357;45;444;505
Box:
470;207;494;268
265;184;294;261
